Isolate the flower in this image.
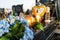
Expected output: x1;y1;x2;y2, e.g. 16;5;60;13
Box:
20;17;34;40
0;19;10;37
8;15;16;25
0;29;4;36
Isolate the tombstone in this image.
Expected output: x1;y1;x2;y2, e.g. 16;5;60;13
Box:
12;4;23;16
0;8;4;14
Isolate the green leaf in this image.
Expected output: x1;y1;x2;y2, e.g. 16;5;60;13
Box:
8;20;25;39
0;36;9;40
11;11;14;16
37;23;44;31
33;22;44;31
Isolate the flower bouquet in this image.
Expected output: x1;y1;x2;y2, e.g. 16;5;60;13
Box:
0;11;44;40
0;11;34;40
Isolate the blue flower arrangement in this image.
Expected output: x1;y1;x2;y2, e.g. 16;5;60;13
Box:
0;14;34;40
0;19;10;37
0;11;44;40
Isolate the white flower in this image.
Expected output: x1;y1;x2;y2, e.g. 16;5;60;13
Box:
10;19;15;24
0;24;3;28
0;29;4;37
15;16;20;20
